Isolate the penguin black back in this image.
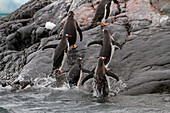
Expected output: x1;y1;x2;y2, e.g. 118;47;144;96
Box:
94;57;109;97
63;11;83;47
68;57;82;87
100;29;113;65
52;34;69;71
92;0;111;24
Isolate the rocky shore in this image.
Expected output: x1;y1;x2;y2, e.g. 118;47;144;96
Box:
0;0;169;95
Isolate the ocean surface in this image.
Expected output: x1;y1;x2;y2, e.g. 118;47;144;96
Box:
0;83;170;113
0;13;8;17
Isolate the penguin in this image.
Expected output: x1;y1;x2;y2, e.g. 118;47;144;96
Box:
88;28;122;68
12;80;34;90
67;57;91;88
1;80;34;91
63;11;83;49
90;0;120;28
81;57;119;97
52;34;70;74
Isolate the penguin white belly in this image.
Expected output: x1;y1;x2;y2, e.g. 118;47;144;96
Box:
109;1;114;16
77;70;82;87
106;45;115;67
75;29;79;43
101;4;107;23
106;74;111;90
59;51;67;70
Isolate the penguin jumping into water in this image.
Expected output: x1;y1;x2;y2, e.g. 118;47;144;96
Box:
90;0;120;28
63;11;83;49
42;34;70;75
81;57;119;97
1;80;34;91
87;28;122;69
52;34;70;74
67;57;91;88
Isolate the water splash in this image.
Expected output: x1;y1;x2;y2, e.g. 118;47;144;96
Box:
109;79;127;96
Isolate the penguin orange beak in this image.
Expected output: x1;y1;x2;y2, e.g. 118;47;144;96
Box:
102;57;107;60
69;35;72;37
117;3;120;6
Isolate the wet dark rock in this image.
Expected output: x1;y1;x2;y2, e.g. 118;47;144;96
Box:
6;25;36;51
32;27;49;42
10;23;23;33
164;97;170;102
6;33;18;50
0;0;170;96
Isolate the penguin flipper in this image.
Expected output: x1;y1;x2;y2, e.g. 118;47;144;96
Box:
112;40;122;49
81;67;95;85
81;73;94;85
82;68;91;73
87;40;103;47
42;44;58;50
76;22;83;41
106;70;119;81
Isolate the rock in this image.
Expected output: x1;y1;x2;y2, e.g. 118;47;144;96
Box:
0;0;170;96
32;26;49;42
164;97;170;102
6;33;18;50
11;23;23;33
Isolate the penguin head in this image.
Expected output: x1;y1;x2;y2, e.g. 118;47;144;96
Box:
68;11;75;17
65;34;72;38
76;57;83;64
113;0;120;6
103;28;110;38
103;28;109;33
98;57;105;67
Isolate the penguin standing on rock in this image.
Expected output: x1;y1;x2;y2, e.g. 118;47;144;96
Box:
63;11;83;49
88;28;122;69
90;0;120;28
67;57;91;88
81;57;119;97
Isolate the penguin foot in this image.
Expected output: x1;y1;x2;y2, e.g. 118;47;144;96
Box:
72;45;78;49
81;17;88;23
100;23;110;26
106;68;110;71
57;70;64;73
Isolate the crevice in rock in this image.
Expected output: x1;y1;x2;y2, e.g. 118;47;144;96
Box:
122;52;133;61
127;78;170;90
150;0;164;15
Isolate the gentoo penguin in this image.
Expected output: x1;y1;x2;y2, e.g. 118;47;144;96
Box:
51;34;70;74
88;28;121;68
90;0;120;27
1;80;34;91
81;57;119;97
63;11;83;49
12;80;34;90
67;57;91;88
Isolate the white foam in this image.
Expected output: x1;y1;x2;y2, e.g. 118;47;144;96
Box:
160;15;169;24
110;79;127;95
